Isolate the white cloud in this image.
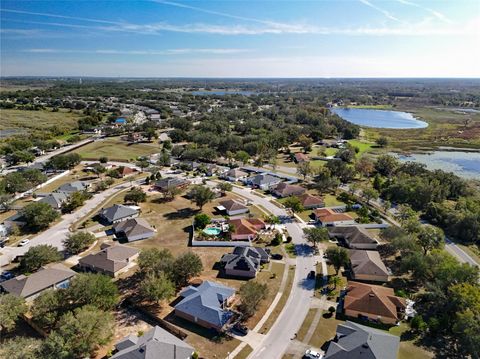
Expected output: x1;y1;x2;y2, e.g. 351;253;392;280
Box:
358;0;400;21
395;0;452;24
21;48;252;55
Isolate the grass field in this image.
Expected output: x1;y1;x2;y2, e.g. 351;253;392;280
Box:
235;344;253;359
363;107;480;150
347;139;376;156
73;137;159;161
0;108;82;133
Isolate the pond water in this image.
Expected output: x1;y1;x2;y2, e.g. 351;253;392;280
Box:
395;151;480;179
331;108;428;129
191;90;256;96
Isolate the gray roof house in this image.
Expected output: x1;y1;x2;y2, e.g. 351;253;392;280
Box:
246;174;282;191
113;218;155;242
349;250;390;282
222;168;248;182
324;321;400;359
217;199;249;216
78;243;139;277
329;226;379;250
39;192;69;210
154;177;190;192
99;204;139;224
57;181;89;194
0;264;76;301
174;281;235;331
111;325;194;359
220;247;270;278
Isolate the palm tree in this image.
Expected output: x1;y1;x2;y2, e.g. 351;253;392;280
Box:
328;275;341;290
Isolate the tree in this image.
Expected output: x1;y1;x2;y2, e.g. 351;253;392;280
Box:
63;231;96;254
140;272;175;303
99;156;108;163
328;275;341;290
304;227;329;248
298;134;313;153
21;244;62;272
194;213;211;229
31;289;63;328
336;148;356;163
2;172;29;193
164;186;182;201
188;185;215;210
138;248;175;277
21;202;60;230
416;225;444;254
238;281;268;318
66;273;119;310
6;150;35;165
326;160;355;183
283;196;304;214
0;337;42;359
124;187;147;204
325;247;349;275
216;182;233;195
264;215;280;226
0;294;27;333
382;200;391;213
41;305;114;359
235;150;250;165
172;252;203;287
157;150;171;167
89;163;105;178
355;157;374;178
375;155;398;176
375;136;389;147
361;187;379;204
136;159;150;171
0;194;13;212
46;153;81;171
314;168;340;194
62;191;89;213
297;161;312;180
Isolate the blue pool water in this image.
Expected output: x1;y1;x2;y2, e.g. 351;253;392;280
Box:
331;108;428;129
203;227;222;236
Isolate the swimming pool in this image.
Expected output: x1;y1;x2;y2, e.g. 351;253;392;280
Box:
203;227;222;236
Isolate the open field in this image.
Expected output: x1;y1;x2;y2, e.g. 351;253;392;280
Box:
73;137;159;161
235;344;253;359
0;108;82;134
363;107;480;150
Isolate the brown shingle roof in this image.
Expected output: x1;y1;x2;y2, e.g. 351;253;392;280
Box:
344;281;406;322
349;250;389;278
297;193;324;207
314;208;353;223
113;218;154;238
329;226;377;247
273;182;306;197
229;218;265;236
219;199;247;212
294;153;309;162
79;244;139;274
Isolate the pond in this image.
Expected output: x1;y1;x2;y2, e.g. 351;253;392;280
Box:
331;108;428;129
395;151;480;179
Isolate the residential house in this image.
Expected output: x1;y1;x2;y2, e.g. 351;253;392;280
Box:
39;192;69;210
174;281;235;331
99;204;139;224
217;199;249;216
158;132;171;142
297;193;325;209
78;243;139;277
113;218;155;242
220;246;269;278
349;250;389;282
324;321;400;359
221;168;248;182
0;264;76;301
342;281;406;325
294;152;309;163
111;325;194;359
154;177;190;192
246;174;282;191
229;218;266;241
57;181;90;194
271;182;306;198
329;226;379;250
314;208;356;227
117;166;137;177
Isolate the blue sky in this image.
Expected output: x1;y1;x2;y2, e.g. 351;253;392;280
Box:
1;0;479;77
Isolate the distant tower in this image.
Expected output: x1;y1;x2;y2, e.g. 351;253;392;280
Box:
79;78;83;85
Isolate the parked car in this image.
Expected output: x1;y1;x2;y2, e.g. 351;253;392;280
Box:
233;323;249;336
0;271;14;282
18;239;30;247
307;270;316;279
304;349;322;359
271;253;283;260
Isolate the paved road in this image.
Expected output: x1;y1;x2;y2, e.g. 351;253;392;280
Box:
0;179;141;266
231;187;316;359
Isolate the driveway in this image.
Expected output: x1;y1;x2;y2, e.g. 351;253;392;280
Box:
230;186;317;359
0;179;142;266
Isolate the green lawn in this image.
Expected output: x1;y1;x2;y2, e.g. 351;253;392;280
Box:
389;323;434;359
347;139;376;156
324;194;345;207
73;137;159;161
234;344;253;359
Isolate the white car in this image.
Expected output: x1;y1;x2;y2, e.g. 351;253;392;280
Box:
18;239;30;247
304;349;323;359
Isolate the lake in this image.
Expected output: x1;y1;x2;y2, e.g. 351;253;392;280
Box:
395;151;480;179
331;108;428;129
191;90;256;96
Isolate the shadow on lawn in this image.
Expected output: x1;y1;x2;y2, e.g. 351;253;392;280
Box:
163;207;199;220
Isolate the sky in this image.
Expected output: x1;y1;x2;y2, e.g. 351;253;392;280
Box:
1;0;479;77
